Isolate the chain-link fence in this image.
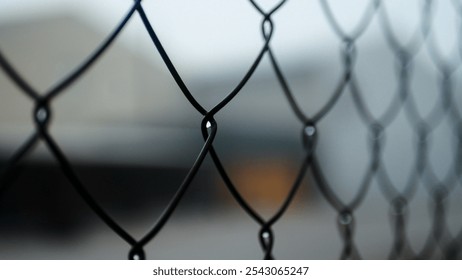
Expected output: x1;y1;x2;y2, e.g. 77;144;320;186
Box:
0;0;462;259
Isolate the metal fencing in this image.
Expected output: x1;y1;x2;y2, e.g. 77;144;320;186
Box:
0;0;461;259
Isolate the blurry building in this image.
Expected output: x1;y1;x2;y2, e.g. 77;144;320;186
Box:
0;8;460;259
0;14;219;236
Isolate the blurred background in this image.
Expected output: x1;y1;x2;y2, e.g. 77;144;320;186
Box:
0;0;461;259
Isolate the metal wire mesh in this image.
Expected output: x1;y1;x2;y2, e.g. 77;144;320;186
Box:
0;0;461;259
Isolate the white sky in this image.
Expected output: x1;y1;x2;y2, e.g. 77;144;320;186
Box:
0;0;459;76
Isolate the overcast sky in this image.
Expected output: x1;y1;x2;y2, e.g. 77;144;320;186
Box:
0;0;459;76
